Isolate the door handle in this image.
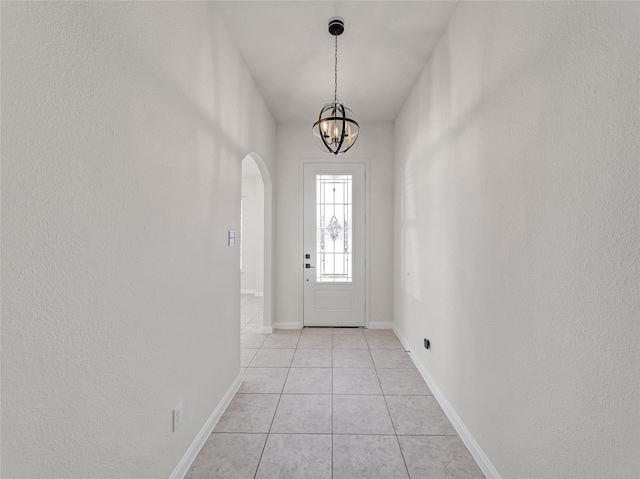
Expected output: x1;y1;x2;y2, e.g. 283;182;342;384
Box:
305;263;315;269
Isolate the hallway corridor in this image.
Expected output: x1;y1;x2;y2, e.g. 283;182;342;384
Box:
185;296;484;478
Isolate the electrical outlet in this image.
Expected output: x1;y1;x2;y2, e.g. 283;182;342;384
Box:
173;401;183;432
424;338;431;350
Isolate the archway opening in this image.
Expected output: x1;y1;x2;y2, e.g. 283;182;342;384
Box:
240;153;273;335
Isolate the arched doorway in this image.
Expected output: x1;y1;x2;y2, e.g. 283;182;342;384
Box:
240;153;273;333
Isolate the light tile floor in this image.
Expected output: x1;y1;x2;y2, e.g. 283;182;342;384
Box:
186;295;485;479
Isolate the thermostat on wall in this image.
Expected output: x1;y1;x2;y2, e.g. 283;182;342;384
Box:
228;230;236;247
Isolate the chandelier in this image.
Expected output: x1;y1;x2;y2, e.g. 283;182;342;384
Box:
312;18;360;155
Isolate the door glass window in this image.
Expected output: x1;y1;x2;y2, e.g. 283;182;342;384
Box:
316;174;352;282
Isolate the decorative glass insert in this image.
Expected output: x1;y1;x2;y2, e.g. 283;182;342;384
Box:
316;174;352;282
327;215;342;242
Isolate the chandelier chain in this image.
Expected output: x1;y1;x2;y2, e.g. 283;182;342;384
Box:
334;34;338;104
312;18;359;155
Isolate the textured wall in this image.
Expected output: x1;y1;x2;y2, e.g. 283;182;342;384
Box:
275;122;394;328
1;2;275;477
393;2;639;477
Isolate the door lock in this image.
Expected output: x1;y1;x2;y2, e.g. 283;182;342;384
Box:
305;264;315;269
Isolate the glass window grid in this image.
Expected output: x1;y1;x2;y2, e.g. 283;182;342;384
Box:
316;174;353;283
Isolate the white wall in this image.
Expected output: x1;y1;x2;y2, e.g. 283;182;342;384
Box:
241;177;257;292
255;178;265;295
241;173;265;295
1;2;275;477
275;122;394;328
393;2;639;478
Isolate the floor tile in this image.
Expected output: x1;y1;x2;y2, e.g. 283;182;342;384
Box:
256;434;332;479
241;322;264;334
273;328;302;335
247;320;264;330
240;315;256;322
370;349;416;369
283;367;332;394
261;333;300;349
237;368;288;394
364;328;395;335
301;327;333;335
332;327;365;335
333;395;394;435
333;435;409;479
386;395;457;435
185;433;266;479
376;368;431;395
226;297;482;479
333;349;374;368
366;334;404;349
240;348;258;368
248;348;295;368
291;348;333;368
243;300;261;308
333;335;369;349
213;394;279;433
333;368;382;394
270;394;332;433
240;334;267;349
398;435;484;478
297;334;333;349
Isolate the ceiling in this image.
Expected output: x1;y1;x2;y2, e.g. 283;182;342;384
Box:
214;1;458;124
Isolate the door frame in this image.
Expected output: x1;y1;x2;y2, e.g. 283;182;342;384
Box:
299;159;370;328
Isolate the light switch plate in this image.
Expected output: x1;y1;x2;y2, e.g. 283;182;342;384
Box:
228;230;236;247
173;401;183;432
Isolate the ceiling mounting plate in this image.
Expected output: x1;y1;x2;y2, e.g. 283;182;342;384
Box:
328;17;344;36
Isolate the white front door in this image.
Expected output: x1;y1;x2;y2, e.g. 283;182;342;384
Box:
303;162;366;327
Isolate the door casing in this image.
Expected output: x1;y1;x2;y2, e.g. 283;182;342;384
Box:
300;159;369;328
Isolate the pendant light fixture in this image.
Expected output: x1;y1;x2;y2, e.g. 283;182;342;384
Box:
312;17;360;155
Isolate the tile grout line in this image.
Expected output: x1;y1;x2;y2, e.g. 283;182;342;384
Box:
237;301;468;478
262;366;290;472
219;431;459;436
252;315;294;479
373;343;412;479
250;300;269;479
331;331;334;479
240;308;415;478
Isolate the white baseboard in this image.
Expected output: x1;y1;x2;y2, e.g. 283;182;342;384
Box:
272;321;302;330
393;327;501;479
169;372;244;479
367;321;394;329
261;326;274;334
